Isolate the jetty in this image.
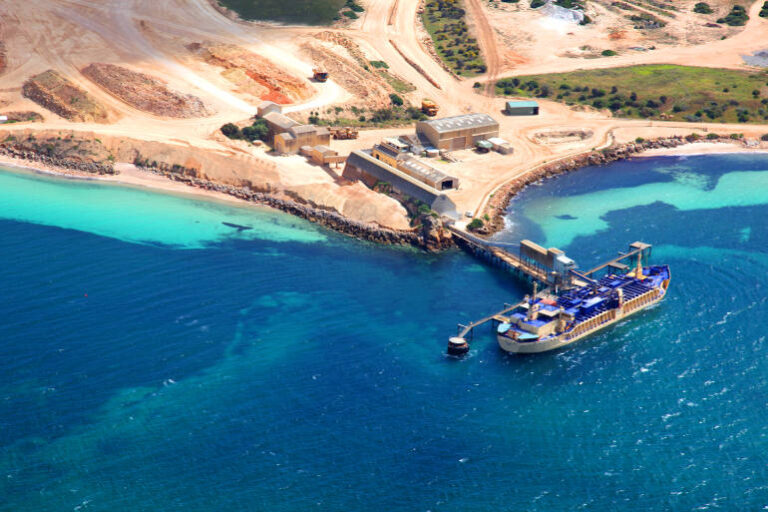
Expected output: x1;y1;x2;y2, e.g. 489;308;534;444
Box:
446;226;653;354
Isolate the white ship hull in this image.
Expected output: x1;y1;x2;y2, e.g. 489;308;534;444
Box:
497;285;667;354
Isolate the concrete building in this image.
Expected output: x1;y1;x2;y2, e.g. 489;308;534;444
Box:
343;150;459;219
505;100;539;116
487;137;514;154
257;100;282;118
371;139;459;190
416;113;500;151
274;125;331;154
257;103;332;155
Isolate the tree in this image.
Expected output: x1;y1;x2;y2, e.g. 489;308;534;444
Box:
242;119;269;142
467;218;484;231
221;123;241;139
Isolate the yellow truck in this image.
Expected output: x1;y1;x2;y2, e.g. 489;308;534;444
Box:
421;99;439;116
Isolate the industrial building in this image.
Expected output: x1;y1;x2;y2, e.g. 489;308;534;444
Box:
416;113;500;151
371;139;459;190
505;100;539;116
257;103;331;155
343;150;459;219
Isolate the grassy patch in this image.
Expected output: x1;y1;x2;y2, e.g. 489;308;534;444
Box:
217;0;345;25
378;70;416;93
421;0;486;76
496;65;768;124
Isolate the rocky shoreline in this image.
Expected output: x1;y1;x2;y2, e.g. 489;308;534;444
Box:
0;132;753;253
0;143;116;175
477;135;743;237
141;165;458;250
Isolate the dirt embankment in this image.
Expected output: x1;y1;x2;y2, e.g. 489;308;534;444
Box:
81;63;212;118
0;43;6;75
0;130;116;174
302;32;401;110
188;42;313;104
0;111;44;123
22;70;111;123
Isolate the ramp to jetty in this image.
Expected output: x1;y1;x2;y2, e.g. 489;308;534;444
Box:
446;226;587;288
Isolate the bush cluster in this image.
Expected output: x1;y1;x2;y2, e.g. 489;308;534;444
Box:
496;74;768;123
717;5;748;26
692;2;712;13
221;119;269;142
424;0;486;75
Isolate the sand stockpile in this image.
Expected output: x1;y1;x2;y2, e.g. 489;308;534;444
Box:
81;63;212;118
188;42;313;104
22;70;110;123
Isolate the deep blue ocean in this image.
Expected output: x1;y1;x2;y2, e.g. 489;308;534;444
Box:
2;154;768;511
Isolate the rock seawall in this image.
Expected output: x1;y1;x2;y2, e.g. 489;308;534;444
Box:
140;163;453;251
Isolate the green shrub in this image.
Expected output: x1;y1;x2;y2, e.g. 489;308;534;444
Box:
601;50;617;57
221;123;241;139
241;119;269;142
761;133;768;141
467;218;484;231
693;2;712;13
717;5;748;26
342;9;358;19
635;137;645;143
389;93;404;106
369;60;389;69
706;133;720;139
530;0;546;8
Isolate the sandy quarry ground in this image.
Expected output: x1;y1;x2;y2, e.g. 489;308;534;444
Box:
0;0;768;232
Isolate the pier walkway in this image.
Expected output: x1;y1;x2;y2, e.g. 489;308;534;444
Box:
446;225;587;287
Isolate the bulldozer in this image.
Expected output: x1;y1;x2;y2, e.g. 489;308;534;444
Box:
312;66;329;82
421;99;439;117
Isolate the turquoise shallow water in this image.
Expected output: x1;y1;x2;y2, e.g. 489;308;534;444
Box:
2;155;768;510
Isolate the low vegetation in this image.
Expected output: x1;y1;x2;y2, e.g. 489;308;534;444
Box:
307;104;427;128
717;4;748;25
421;0;486;77
217;0;346;25
337;0;365;19
759;1;768;17
496;65;768;124
221;119;269;142
692;2;713;14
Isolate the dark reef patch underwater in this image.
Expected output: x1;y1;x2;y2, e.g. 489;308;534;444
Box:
2;154;768;510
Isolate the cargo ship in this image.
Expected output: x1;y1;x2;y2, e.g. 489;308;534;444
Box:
496;257;670;354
